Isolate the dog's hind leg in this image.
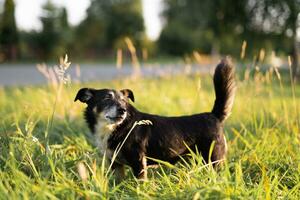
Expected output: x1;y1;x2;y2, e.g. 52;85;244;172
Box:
210;134;227;168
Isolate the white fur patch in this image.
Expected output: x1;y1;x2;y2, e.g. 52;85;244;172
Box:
94;115;117;157
93;105;127;159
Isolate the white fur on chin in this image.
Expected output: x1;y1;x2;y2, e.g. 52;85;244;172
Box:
94;108;127;159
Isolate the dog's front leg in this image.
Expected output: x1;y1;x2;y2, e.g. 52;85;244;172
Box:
132;156;147;180
112;163;125;182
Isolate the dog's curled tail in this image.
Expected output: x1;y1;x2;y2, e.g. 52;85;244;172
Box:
211;57;236;122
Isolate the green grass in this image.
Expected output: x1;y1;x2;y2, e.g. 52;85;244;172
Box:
0;69;299;199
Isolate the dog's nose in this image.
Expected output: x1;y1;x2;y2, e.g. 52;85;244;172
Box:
117;108;126;115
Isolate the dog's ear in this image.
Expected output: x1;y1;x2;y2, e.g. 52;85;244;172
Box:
120;89;134;102
74;88;94;103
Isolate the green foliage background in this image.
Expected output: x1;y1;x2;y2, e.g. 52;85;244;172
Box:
1;0;300;64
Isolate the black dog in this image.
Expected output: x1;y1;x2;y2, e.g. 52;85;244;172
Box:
74;58;236;179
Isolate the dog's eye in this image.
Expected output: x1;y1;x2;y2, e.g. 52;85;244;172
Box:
103;93;113;101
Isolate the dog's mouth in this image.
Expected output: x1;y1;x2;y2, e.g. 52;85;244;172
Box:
105;114;126;124
106;116;122;121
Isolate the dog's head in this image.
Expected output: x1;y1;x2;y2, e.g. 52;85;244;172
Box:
74;88;134;125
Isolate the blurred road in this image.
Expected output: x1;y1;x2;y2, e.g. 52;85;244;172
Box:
0;63;213;86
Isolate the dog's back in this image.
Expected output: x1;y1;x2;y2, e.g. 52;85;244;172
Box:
111;59;236;168
142;58;236;164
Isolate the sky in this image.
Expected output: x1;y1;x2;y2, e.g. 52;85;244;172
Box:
13;0;163;40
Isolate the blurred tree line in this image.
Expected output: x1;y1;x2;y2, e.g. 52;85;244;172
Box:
158;0;300;79
159;0;298;58
0;0;299;77
0;0;148;62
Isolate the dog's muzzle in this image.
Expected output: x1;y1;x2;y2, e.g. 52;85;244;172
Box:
105;107;127;124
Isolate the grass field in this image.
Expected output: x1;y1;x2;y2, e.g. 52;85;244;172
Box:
0;65;299;199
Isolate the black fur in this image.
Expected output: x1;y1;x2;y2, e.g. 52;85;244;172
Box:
75;58;236;179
